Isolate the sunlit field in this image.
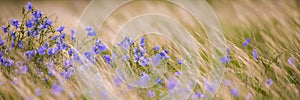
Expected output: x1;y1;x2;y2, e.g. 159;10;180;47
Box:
0;0;299;100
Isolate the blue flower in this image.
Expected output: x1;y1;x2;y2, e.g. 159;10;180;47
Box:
10;18;18;28
35;88;42;96
52;46;60;54
97;44;107;52
11;78;17;84
153;46;160;51
70;29;75;42
32;10;42;18
265;78;272;87
140;37;145;47
242;38;250;47
174;71;182;76
24;50;35;59
18;41;23;49
230;88;239;97
48;70;55;76
40;19;52;30
135;72;149;87
51;35;59;40
246;93;252;100
146;90;155;98
2;25;8;33
50;83;64;96
219;55;230;63
165;77;177;91
102;55;111;64
59;42;67;50
68;48;73;56
151;54;163;66
288;57;294;65
37;46;47;55
253;49;257;60
25;20;33;28
191;92;202;100
19;65;28;74
155;78;162;84
25;2;32;11
57;26;64;33
0;40;5;46
10;31;16;39
85;26;96;36
177;59;182;65
64;59;72;68
84;51;93;60
118;36;133;50
138;57;148;67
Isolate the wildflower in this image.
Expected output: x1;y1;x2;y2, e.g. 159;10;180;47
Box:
84;51;93;60
136;72;149;87
24;50;35;59
203;77;216;93
68;48;73;56
70;29;75;42
114;76;122;86
153;45;160;51
59;42;67;50
11;78;17;84
140;37;145;47
246;93;252;100
174;71;182;76
25;20;33;28
0;40;4;46
146;90;155;98
20;65;28;74
64;59;72;68
253;49;257;60
37;46;47;55
59;33;66;39
85;26;96;36
265;78;273;87
10;18;18;28
230;88;239;97
18;41;23;49
1;25;7;33
35;88;42;96
220;55;230;63
51;35;59;40
288;57;294;65
10;41;14;48
138;56;148;67
155;78;162;84
102;55;111;64
151;54;163;66
177;59;182;65
57;26;64;33
50;83;64;96
48;70;55;76
32;10;42;18
118;36;133;50
165;77;177;91
97;44;107;52
52;46;60;54
242;38;250;47
60;69;73;79
191;92;202;100
10;31;16;39
25;2;32;11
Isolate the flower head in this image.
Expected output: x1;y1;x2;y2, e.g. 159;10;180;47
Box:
253;49;257;60
25;19;33;28
35;88;42;96
2;25;8;33
266;78;273;87
230;88;239;97
220;55;230;63
288;57;294;65
10;18;18;28
57;26;65;33
25;2;32;11
50;83;64;96
153;46;160;51
118;36;133;50
146;90;155;98
85;26;96;36
32;10;42;18
242;38;250;47
70;29;75;42
102;55;111;64
138;57;148;67
19;65;28;74
165;77;177;91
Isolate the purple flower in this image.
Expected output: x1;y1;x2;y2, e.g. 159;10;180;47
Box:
37;46;47;55
140;37;145;47
70;29;75;42
165;77;177;91
265;78;273;87
84;51;93;60
48;69;55;76
191;92;202;100
153;46;160;51
11;78;17;84
10;18;18;28
242;38;250;47
288;57;294;65
68;48;73;56
64;59;72;68
177;59;182;65
102;55;111;64
220;55;230;63
97;44;107;52
57;26;64;33
2;25;8;33
146;90;155;98
136;72;149;87
32;10;42;18
0;40;5;46
51;35;59;40
118;36;133;50
59;33;66;39
59;42;67;50
25;2;32;11
18;41;23;49
230;88;239;97
151;54;163;66
10;41;14;48
155;78;162;84
50;83;64;96
35;88;42;96
85;26;96;36
246;93;252;100
20;65;28;74
138;57;148;67
253;49;257;60
25;20;33;28
24;50;35;59
10;31;16;39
